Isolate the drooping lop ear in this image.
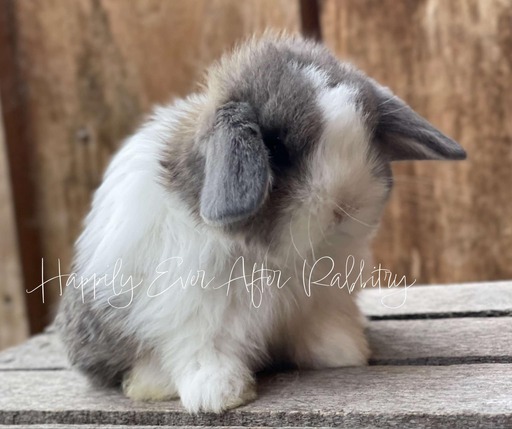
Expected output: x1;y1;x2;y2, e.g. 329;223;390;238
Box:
200;101;270;226
374;86;467;161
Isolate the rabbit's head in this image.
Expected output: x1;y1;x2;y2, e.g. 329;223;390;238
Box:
163;33;466;259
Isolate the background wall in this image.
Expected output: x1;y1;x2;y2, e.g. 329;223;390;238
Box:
322;0;512;284
0;101;28;349
0;0;511;349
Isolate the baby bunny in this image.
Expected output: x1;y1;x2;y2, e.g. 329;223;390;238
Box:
57;32;466;413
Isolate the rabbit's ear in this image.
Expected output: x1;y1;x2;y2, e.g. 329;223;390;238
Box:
375;87;466;161
200;102;270;226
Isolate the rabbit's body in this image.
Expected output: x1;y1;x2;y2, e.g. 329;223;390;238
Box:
58;33;465;413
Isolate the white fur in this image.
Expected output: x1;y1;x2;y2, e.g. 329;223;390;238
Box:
73;83;389;412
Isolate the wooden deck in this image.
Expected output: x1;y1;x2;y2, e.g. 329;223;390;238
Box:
1;281;511;428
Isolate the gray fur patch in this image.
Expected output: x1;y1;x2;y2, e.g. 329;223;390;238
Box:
56;279;138;387
377;94;467;161
200;102;270;225
160;34;465;247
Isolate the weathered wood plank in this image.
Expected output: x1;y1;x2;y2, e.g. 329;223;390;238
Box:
0;101;28;351
321;0;512;284
368;317;512;365
1;366;511;427
359;281;512;318
0;426;325;429
0;426;302;429
0;427;315;429
2;315;511;370
0;332;67;370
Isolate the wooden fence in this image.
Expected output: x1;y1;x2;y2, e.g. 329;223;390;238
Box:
1;0;511;348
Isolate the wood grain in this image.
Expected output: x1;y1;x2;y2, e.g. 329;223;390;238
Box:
300;0;322;39
2;316;511;370
321;0;512;284
2;281;511;369
1;283;511;427
368;317;512;364
0;0;300;331
0;102;28;350
0;2;46;334
1;366;511;427
359;280;512;318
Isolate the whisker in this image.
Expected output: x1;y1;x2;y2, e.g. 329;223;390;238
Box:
307;209;316;262
263;223;277;268
313;195;333;245
324;194;360;213
289;212;305;262
377;94;400;107
315;211;330;244
283;241;292;268
380;104;409;117
330;199;379;228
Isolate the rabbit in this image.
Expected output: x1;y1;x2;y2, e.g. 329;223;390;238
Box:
57;32;466;413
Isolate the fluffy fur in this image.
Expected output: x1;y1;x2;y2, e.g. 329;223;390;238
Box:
57;32;465;413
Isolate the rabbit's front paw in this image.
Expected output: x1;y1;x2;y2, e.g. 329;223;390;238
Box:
122;358;178;402
178;364;256;413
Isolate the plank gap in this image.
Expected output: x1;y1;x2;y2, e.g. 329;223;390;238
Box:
369;310;512;321
0;367;68;372
299;0;322;40
370;356;512;366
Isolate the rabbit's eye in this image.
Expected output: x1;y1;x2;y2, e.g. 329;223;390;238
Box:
262;129;292;171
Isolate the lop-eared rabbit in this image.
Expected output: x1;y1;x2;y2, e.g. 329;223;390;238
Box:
58;32;466;413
